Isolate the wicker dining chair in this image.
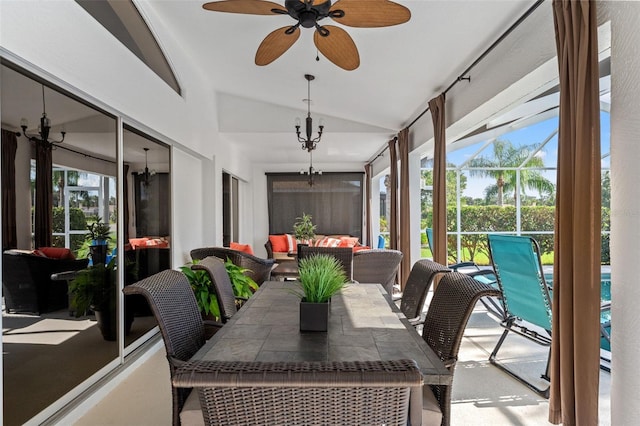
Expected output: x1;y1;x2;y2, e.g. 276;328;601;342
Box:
352;248;403;295
173;359;424;426
297;245;354;282
123;269;221;426
191;256;239;323
394;259;451;325
190;247;275;286
421;272;501;426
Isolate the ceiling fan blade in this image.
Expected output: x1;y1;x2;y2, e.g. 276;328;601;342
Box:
314;25;359;71
297;0;331;4
255;26;301;65
329;0;411;27
203;0;285;15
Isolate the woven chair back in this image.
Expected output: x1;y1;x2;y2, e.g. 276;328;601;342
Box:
352;249;403;294
400;259;450;320
192;256;238;322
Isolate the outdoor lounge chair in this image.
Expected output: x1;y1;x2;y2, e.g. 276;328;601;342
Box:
422;271;501;426
352;248;403;295
190;247;275;286
123;269;221;426
487;234;612;397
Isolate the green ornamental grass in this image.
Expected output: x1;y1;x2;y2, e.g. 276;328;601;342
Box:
295;254;347;303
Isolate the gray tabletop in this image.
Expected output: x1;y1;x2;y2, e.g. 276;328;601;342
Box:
196;280;452;385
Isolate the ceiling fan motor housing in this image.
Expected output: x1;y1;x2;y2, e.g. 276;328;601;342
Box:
285;0;331;28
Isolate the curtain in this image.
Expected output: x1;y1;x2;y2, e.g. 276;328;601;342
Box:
34;139;52;248
364;163;372;246
124;164;130;242
388;138;398;251
398;128;411;289
1;129;18;250
429;94;447;271
266;172;365;239
549;1;601;424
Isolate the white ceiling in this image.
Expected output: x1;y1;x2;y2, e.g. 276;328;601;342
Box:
140;0;536;164
1;1;537;167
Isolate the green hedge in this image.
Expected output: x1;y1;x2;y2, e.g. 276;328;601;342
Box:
51;207;87;253
423;205;610;265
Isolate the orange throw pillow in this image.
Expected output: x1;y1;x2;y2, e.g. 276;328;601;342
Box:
269;234;289;253
38;247;75;259
230;242;255;255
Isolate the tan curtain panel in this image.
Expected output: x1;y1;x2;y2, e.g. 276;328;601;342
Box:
34;139;53;249
388;138;398;250
429;94;447;269
2;129;18;250
549;1;601;424
398;128;411;289
364;163;372;246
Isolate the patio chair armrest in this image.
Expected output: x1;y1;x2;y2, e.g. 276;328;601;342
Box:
450;261;480;271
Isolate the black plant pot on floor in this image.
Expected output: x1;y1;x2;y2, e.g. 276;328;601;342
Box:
94;305;134;341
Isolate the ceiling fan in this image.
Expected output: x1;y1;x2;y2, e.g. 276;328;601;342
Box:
202;0;411;71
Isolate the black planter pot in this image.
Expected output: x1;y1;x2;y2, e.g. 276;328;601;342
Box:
89;244;108;265
94;305;135;341
299;300;329;332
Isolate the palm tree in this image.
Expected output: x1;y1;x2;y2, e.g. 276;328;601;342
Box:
468;139;554;206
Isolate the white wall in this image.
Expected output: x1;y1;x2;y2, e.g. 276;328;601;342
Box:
606;1;640;424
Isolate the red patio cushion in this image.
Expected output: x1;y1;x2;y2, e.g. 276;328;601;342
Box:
269;234;289;253
230;242;255;255
37;247;75;259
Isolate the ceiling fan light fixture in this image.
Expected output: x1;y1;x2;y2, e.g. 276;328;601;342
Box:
203;0;411;70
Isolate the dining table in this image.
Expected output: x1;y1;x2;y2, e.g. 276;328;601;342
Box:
194;280;452;386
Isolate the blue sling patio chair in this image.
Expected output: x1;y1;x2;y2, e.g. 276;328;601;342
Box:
487;234;612;397
426;228;504;320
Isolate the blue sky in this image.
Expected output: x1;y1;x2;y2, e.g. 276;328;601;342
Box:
446;111;610;199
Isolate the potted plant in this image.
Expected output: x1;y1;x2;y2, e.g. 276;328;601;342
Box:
293;212;317;245
86;217;112;265
69;258;133;341
293;254;347;332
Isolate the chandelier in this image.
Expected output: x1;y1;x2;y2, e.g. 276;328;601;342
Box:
142;148;154;186
20;85;66;145
300;150;322;186
295;74;324;152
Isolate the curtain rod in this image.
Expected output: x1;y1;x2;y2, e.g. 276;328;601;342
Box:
367;136;397;165
406;0;545;130
55;144;116;164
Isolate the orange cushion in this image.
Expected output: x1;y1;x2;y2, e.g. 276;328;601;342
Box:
230;242;255;255
144;238;169;248
338;236;359;248
269;234;289;253
352;245;371;252
129;237;150;249
38;247;75;259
